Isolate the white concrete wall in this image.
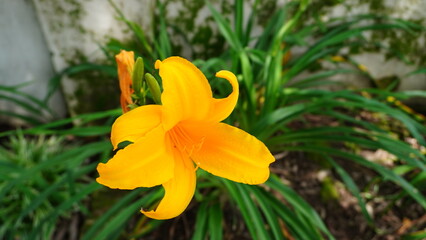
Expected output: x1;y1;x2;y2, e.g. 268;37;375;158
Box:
0;0;66;124
32;0;155;116
33;0;154;72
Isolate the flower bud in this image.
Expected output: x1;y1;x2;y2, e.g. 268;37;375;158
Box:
145;73;162;104
132;57;144;99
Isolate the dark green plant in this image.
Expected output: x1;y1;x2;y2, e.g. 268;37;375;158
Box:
0;83;56;125
0;132;108;239
2;0;425;239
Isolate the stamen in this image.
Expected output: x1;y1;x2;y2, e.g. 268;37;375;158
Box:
168;124;204;156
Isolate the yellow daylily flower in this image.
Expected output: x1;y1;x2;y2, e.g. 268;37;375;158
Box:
96;56;275;220
116;50;135;113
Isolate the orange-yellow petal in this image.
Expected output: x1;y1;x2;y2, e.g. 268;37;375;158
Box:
142;150;196;220
190;122;275;184
116;50;134;111
111;105;162;150
156;57;213;130
96;126;173;189
208;70;239;122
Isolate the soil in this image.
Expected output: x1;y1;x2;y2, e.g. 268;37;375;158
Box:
138;151;426;240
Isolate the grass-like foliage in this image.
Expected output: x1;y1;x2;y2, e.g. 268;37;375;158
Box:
1;0;425;239
0;133;108;239
0;83;56;125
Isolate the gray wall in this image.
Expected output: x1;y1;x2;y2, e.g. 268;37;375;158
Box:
0;0;66;124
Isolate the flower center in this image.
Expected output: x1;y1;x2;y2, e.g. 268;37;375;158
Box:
167;124;203;156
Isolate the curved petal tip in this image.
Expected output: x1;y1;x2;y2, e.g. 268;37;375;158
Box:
141;151;196;220
155;60;162;69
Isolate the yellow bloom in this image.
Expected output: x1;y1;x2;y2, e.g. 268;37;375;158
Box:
96;56;275;220
116;50;135;113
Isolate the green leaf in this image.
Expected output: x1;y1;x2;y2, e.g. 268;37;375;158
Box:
154;2;172;59
192;202;209;240
82;188;149;240
18;163;96;222
0;141;110;201
402;230;426;240
29;182;101;238
92;189;163;240
222;180;271;240
250;187;284;240
207;202;223;240
267;176;335;239
287;69;355;88
207;1;242;52
0;109;120;138
324;156;374;225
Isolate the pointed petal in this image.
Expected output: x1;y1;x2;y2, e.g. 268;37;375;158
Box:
142;150;196;220
209;70;239;122
111;105;162;150
116;50;134;110
97;126;174;189
190;123;275;184
156;57;212;130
